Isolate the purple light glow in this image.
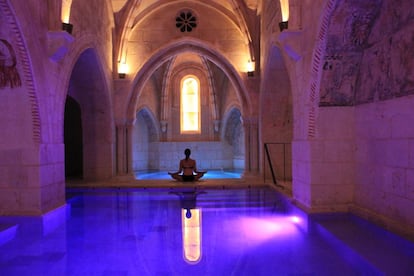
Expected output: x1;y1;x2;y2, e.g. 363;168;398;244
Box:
290;215;301;224
225;215;301;250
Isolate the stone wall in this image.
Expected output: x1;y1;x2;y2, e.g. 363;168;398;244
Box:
351;0;414;234
320;0;414;107
0;0;114;215
354;95;414;232
293;107;355;212
133;141;233;172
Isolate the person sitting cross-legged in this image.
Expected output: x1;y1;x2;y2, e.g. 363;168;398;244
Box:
168;148;206;181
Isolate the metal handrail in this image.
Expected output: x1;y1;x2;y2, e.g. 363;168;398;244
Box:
264;142;291;188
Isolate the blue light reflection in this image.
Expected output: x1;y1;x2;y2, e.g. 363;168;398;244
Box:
0;188;372;275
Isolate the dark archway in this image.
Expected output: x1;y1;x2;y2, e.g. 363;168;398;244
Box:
66;48;114;181
64;96;83;179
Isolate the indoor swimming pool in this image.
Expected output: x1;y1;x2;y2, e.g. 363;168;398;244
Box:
0;187;413;275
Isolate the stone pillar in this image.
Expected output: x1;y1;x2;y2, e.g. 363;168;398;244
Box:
115;120;134;179
126;122;134;175
242;116;260;178
0;144;66;215
291;139;312;210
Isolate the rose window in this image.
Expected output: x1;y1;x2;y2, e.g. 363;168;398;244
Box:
176;11;197;32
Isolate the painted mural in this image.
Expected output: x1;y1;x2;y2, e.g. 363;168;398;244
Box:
0;38;21;89
357;0;414;103
320;0;390;106
0;12;21;90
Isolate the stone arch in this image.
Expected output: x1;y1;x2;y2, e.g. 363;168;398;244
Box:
201;57;220;123
306;0;338;138
65;47;115;181
126;38;251;123
57;34;114;127
134;105;160;141
0;0;41;143
132;106;160;171
116;0;255;65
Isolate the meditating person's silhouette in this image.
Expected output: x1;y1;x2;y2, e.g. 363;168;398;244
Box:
168;148;206;181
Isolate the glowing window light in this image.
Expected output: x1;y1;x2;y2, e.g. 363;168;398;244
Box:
61;0;73;23
180;76;200;133
279;0;289;22
182;208;202;264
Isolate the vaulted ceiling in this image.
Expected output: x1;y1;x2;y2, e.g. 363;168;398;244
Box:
110;0;259;13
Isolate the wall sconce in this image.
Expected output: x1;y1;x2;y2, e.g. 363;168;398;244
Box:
62;22;73;34
279;21;288;32
118;62;128;79
61;0;73;34
247;60;255;77
279;0;289;32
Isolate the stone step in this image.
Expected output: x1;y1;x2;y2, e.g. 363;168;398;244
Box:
0;223;18;247
313;214;414;275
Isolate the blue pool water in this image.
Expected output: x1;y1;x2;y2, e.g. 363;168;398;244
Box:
0;187;413;275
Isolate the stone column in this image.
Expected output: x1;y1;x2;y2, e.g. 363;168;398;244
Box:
126;121;134;175
115;120;135;179
242;116;260;178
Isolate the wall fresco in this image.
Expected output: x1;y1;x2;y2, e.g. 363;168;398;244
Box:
0;38;21;89
356;0;414;104
0;12;21;89
320;0;382;106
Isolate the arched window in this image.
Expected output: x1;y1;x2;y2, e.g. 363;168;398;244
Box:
180;75;200;133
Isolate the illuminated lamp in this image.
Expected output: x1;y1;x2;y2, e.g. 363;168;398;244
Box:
118;62;128;79
61;0;73;34
279;0;289;31
247;60;255;77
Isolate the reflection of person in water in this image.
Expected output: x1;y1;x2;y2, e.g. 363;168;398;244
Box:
168;148;206;181
181;192;197;218
171;191;205;218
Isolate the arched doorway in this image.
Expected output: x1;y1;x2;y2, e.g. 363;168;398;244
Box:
65;48;114;182
64;96;83;179
129;52;247;178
